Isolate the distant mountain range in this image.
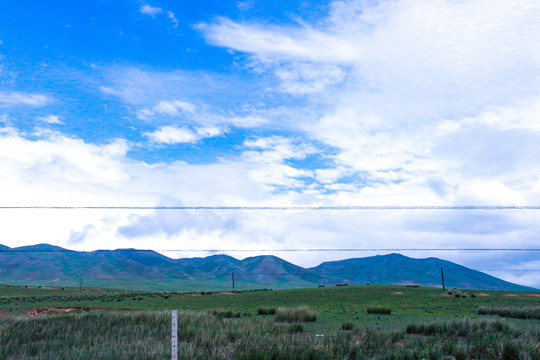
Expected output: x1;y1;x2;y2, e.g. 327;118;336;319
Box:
0;244;535;291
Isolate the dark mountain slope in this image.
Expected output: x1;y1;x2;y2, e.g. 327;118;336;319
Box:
0;245;535;291
310;253;534;291
236;255;324;286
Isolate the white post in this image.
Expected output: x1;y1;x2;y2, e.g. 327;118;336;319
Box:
171;310;178;360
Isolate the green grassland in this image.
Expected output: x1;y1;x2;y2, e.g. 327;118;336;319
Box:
1;284;539;359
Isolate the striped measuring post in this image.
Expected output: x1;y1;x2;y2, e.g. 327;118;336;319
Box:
171;310;178;360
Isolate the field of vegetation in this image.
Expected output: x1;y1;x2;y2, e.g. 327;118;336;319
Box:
1;284;539;359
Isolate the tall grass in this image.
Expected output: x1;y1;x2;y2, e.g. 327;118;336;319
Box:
478;306;540;320
1;311;539;360
406;319;516;337
0;311;169;360
405;319;539;360
274;306;317;323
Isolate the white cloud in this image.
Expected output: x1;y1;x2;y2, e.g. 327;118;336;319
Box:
201;18;360;63
99;66;279;130
139;4;179;28
98;67;187;104
204;0;540;116
137;100;196;120
37;115;62;124
314;167;350;184
241;136;317;189
200;0;540;208
140;4;162;17
244;136;314;161
456;97;540;133
147;126;221;144
237;1;254;11
0;91;51;107
0;130;130;189
275;63;345;94
196;126;221;138
168;11;179;29
223;115;268;128
154;100;195;115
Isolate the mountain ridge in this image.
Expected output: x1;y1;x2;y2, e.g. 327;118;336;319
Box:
0;244;535;291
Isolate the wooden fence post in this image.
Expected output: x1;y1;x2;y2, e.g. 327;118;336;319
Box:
171;310;178;360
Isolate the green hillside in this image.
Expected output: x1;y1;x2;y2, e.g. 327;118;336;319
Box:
0;244;535;291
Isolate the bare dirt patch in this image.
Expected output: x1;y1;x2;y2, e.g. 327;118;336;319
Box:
475;293;490;297
28;307;135;317
392;292;405;295
28;307;86;317
502;294;518;297
523;293;540;297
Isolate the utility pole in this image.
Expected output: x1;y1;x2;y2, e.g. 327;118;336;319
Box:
232;272;235;291
80;277;83;293
440;268;445;291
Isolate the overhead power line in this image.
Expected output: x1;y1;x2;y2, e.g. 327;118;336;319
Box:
2;206;540;210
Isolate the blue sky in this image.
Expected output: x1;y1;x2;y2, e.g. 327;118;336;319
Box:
1;0;540;288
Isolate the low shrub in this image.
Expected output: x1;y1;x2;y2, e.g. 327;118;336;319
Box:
257;308;276;315
342;322;354;331
275;306;317;323
367;307;392;315
211;309;241;319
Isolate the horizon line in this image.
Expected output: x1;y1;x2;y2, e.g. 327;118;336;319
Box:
2;247;540;252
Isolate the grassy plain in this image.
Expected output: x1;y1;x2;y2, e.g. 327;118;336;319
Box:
1;284;539;359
